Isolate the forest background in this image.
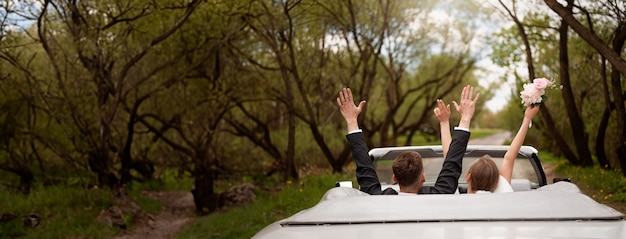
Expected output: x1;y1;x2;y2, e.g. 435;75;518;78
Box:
1;0;626;237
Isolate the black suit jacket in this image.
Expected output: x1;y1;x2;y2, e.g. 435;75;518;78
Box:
346;129;470;195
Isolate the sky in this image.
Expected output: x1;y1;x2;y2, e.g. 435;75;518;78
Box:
477;59;515;112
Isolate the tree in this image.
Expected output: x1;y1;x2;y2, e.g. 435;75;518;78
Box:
491;0;626;174
321;0;481;147
132;1;258;213
0;95;39;194
544;0;626;175
239;0;301;180
0;0;209;189
543;0;626;173
36;0;202;187
493;0;585;165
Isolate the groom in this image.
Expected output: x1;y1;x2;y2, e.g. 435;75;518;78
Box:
337;86;479;195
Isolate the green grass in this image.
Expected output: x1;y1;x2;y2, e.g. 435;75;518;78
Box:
540;152;626;203
0;186;120;239
0;167;202;239
128;188;162;215
129;169;194;191
174;173;353;239
0;183;164;239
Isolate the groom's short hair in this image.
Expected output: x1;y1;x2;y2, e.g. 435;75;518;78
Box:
392;151;423;187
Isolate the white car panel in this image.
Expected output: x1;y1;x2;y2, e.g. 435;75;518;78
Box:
253;186;626;239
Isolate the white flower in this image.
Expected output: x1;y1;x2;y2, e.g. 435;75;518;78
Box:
520;83;544;106
520;78;557;107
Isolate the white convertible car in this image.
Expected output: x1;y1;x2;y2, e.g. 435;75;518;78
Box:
253;146;626;239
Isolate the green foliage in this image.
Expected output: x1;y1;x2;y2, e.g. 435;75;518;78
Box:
129;190;162;215
477;110;503;129
470;129;503;140
0;0;497;194
130;168;194;192
497;101;525;132
174;174;353;239
396;133;432;146
488;26;524;68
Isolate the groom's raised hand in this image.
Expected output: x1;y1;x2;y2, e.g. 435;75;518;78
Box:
452;85;480;129
337;88;366;132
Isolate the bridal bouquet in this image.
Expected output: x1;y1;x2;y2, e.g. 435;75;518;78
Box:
520;78;557;107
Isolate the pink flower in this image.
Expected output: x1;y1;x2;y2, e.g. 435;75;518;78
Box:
533;78;553;89
520;83;545;107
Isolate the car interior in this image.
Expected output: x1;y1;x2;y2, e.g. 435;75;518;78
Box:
374;151;546;194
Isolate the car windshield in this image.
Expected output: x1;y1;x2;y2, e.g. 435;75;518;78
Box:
375;156;539;188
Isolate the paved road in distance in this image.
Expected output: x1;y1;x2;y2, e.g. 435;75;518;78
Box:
468;131;511;145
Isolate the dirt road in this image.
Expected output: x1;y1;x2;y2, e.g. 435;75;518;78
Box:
468;131;511;145
111;190;195;239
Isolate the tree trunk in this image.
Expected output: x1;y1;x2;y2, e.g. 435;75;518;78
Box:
285;106;298;180
329;146;351;173
543;0;626;78
18;169;33;195
557;1;593;166
191;164;217;214
610;23;626;176
310;125;349;173
538;107;580;163
119;119;134;185
596;106;612;168
595;57;612;168
93;87;117;187
281;65;298;181
89;150;117;188
119;96;150;184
